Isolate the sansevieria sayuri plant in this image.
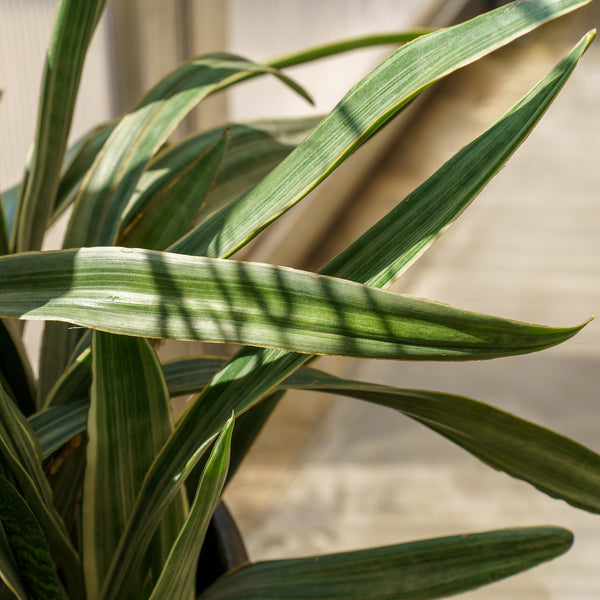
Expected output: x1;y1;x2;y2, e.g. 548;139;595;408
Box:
0;0;597;598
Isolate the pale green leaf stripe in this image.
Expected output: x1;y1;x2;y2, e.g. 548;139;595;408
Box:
99;23;593;596
64;54;311;250
149;416;234;600
0;383;83;597
118;117;319;241
0;477;62;600
83;332;188;600
171;0;591;258
119;130;230;250
12;0;109;253
0;247;585;360
266;31;431;69
0;519;30;600
200;527;572;600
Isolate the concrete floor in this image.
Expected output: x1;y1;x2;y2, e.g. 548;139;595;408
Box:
224;5;600;599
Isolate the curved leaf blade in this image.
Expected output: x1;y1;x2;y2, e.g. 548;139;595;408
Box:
149;415;234;600
200;527;573;600
12;0;109;253
64;54;311;249
0;248;585;360
83;332;188;600
0;477;62;600
266;31;432;69
171;0;592;259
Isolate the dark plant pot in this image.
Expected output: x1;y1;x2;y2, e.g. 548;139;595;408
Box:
196;502;249;594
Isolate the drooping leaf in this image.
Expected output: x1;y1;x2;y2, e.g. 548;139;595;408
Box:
149;415;233;600
0;248;585;360
199;527;573;600
281;367;600;514
0;319;37;415
171;0;592;259
98;18;594;596
83;331;188;600
12;0;109;253
119;130;230;250
63;54;311;250
0;477;62;600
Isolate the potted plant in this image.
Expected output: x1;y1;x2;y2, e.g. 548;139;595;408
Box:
0;0;598;598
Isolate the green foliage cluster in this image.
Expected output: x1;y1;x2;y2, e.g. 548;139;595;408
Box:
0;1;597;598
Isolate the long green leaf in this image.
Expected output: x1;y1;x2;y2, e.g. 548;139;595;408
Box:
12;0;109;253
0;383;82;597
200;527;572;600
64;54;311;250
98;17;593;596
119;130;230;250
171;0;592;258
0;247;585;360
281;367;600;514
83;332;188;600
149;416;233;600
0;477;62;600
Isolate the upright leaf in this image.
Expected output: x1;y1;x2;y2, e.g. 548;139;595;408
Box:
200;527;572;600
149;416;234;600
171;0;592;258
12;0;109;253
83;332;188;600
0;477;62;600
